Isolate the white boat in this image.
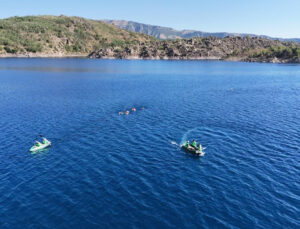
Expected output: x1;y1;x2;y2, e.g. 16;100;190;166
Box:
30;138;51;152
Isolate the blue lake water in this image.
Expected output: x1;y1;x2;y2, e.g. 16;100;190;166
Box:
0;59;299;228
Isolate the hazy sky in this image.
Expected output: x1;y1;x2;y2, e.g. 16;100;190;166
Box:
1;0;300;38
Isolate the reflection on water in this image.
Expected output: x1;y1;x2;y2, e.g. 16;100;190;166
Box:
0;66;99;73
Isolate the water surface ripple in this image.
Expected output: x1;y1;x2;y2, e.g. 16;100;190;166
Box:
0;59;300;228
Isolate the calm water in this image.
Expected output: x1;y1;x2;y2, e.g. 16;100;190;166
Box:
0;59;299;228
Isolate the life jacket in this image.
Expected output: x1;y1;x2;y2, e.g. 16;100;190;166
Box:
185;142;189;148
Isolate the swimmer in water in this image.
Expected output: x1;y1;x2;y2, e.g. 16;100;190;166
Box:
132;108;136;112
125;110;130;115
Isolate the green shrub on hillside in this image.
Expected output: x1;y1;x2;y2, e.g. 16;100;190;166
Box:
65;45;72;52
72;41;83;52
4;46;17;53
110;39;125;47
297;48;300;57
0;37;12;46
250;46;300;59
94;34;100;40
23;40;42;53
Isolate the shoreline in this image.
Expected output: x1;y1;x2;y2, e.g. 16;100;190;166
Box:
0;53;299;64
0;53;88;58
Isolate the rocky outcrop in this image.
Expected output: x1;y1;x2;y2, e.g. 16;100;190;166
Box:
245;56;300;63
89;36;300;63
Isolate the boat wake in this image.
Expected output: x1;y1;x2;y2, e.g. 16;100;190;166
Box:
180;127;201;144
170;141;179;146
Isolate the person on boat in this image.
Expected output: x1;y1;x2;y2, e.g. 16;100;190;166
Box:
35;141;41;147
42;138;47;144
185;140;190;148
198;143;202;151
192;139;197;148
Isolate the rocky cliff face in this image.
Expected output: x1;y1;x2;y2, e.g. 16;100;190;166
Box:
89;36;300;63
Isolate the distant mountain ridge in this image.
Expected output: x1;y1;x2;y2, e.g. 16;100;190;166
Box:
105;20;300;43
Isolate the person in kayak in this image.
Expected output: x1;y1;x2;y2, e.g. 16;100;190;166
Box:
192;139;197;148
185;140;190;148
